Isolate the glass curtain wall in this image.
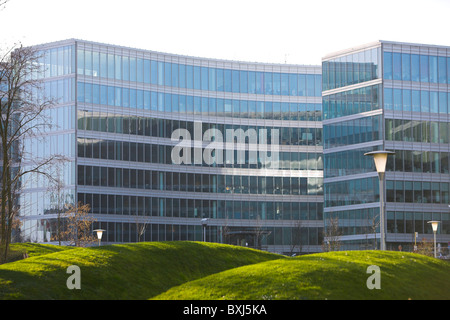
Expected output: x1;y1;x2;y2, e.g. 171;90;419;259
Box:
73;40;324;254
322;44;383;250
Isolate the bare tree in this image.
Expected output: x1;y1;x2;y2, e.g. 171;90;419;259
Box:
289;220;303;256
0;44;65;261
55;202;97;247
322;215;341;252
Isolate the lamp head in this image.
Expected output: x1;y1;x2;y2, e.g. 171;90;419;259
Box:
427;221;440;232
94;229;105;240
364;150;395;173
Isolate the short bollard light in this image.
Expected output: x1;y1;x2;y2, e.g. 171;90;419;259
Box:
93;229;105;246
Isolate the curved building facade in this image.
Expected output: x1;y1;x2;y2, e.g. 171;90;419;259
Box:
19;39;324;254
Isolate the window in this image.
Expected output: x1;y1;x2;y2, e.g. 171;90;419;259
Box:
402;53;411;81
420;55;429;82
383;51;392;80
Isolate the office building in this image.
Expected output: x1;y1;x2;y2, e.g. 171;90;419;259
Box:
322;41;450;250
19;39;324;254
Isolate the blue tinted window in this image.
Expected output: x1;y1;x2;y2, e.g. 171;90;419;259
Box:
194;96;201;114
130;57;136;82
100;53;107;78
137;58;143;83
429;56;438;83
179;64;186;88
298;75;306;96
281;73;289;95
151;60;157;84
439;92;447;114
438;56;446;84
158;92;164;111
394;89;402;111
393;52;401;80
232;70;239;93
122;56;129;81
115;86;121;106
151;91;157;111
144;59;150;84
306;74;315;96
93;84;99;104
248;71;256;94
77;82;84;102
186;65;193;89
402;53;411;81
411;90;420;112
383;52;393;80
115;86;123;106
137;89;143;109
315;75;322;97
201;97;208;114
164;62;171;86
421;90;429;112
224;69;232;92
209;68;216;91
384;87;393;110
448;57;450;84
412;90;420;112
256;72;264;94
208;97;216;114
92;52;99;77
264;72;272;95
289;74;297;96
106;54;113;79
201;67;208;90
130;89;137;108
179;95;186;113
240;71;248;93
430;91;438;113
273;73;281;95
403;89;411;112
194;66;201;90
157;62;163;85
171;63;178;87
420;55;429;82
217;69;224;91
164;93;171;112
411;54;420;82
144;91;150;110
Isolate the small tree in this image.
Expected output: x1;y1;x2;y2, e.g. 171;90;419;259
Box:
289;220;303;255
322;215;341;252
55;202;97;247
416;237;434;257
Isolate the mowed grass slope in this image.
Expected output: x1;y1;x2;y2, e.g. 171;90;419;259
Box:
153;250;450;300
0;241;282;300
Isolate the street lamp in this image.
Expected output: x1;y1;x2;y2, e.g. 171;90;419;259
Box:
201;218;209;242
427;221;440;258
93;229;105;246
364;150;395;251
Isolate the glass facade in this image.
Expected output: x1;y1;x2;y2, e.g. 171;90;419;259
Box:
18;39;323;254
17;39;450;254
323;41;450;251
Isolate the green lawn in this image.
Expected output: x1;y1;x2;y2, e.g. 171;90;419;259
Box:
1;242;449;300
0;241;281;299
153;250;450;300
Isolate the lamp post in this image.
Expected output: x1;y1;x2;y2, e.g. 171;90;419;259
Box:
364;150;395;251
427;221;440;258
201;218;209;242
93;229;105;246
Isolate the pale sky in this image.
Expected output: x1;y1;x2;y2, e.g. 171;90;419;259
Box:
2;0;450;65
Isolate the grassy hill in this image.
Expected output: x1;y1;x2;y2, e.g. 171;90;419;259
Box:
153;250;450;300
1;242;449;300
0;241;281;299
